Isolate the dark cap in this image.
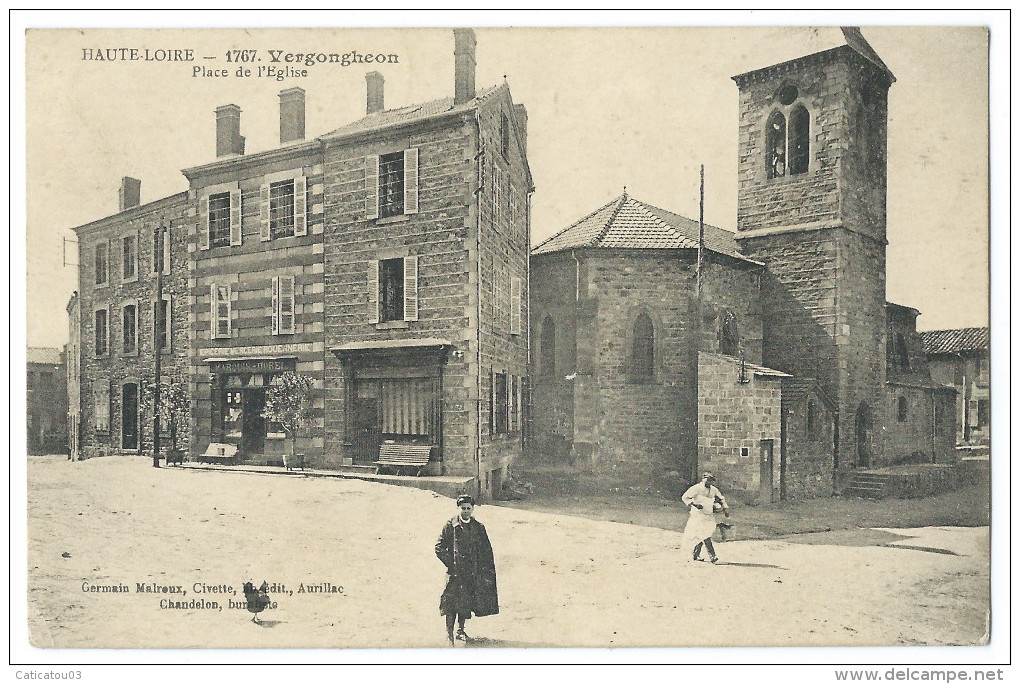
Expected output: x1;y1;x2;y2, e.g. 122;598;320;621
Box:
456;495;476;506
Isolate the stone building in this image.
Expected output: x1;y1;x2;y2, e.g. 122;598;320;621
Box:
27;347;68;454
529;28;954;501
65;293;81;460
921;327;990;445
68;29;531;499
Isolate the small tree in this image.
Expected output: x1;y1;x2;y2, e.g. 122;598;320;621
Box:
261;372;315;467
142;378;189;457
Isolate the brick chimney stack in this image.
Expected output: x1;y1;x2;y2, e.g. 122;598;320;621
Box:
118;177;141;212
279;88;306;144
366;71;385;114
215;104;245;157
453;28;477;105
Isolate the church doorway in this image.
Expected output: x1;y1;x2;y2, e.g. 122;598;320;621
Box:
855;403;872;468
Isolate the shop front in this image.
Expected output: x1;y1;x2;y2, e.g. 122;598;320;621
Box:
207;356;297;463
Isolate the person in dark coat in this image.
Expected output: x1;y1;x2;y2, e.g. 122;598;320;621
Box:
434;494;498;645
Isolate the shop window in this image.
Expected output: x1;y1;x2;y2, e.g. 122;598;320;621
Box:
631;312;654;383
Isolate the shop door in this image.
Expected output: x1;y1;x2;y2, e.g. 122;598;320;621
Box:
242;389;266;457
122;383;139;451
351;396;381;465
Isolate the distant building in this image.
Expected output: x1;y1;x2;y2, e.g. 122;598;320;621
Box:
27;347;68;454
66;293;81;460
921;327;990;445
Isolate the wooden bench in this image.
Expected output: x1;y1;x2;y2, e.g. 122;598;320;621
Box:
374;443;433;476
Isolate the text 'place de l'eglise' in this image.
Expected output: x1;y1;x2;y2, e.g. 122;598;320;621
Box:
65;28;967;504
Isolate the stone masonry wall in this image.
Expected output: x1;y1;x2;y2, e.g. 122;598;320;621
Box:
781;389;836;500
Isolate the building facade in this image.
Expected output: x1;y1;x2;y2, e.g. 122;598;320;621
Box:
921;327;990;445
65;293;81;460
68;30;531;499
27;347;68;455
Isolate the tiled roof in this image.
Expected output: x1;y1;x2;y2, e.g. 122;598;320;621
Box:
532;194;750;262
920;327;989;355
321;84;503;140
27;347;62;365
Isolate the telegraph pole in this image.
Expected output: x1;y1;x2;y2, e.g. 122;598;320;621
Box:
152;218;166;468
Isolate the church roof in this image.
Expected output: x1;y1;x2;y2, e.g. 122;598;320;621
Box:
531;194;754;264
920;327;989;356
732;26;895;84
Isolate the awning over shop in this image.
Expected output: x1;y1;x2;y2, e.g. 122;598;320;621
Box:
330;338;453;355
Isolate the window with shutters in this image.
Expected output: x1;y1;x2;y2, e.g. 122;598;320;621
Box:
272;276;296;335
122;302;137;354
121;234;137;282
152;228;169;274
94;242;109;286
366;149;418;220
493;371;508;435
94;307;109;357
154;295;171;351
370;255;418;325
208;192;232;248
93;380;110;432
270;180;295;238
212;284;231;339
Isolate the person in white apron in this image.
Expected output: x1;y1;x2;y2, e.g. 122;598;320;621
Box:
679;473;727;563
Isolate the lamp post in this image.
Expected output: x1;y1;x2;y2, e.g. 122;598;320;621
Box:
152;218;167;468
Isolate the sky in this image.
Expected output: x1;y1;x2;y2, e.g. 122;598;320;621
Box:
19;14;1000;350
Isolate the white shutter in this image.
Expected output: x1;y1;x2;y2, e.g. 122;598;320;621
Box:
225;285;232;338
281;276;295;334
367;261;379;324
209;283;217;339
199;196;210;250
271;277;280;336
366;155;380;219
162;228;170;274
403;255;419;322
511;276;522;335
294;176;307;236
230;189;242;246
259;183;271;241
403;148;419;215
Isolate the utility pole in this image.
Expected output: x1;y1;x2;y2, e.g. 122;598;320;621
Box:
152;218;166;468
696;164;705;299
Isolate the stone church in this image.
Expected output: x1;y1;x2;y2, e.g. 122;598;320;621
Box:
528;28;956;501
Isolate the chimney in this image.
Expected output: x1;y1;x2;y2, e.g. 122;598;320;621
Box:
279;88;306;144
366;71;384;114
118;177;141;212
513;103;528;155
215;104;245;157
453;28;477;105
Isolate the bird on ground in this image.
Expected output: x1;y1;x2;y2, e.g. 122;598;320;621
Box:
242;580;271;623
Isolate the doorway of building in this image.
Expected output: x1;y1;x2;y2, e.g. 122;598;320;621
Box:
122;382;139;451
855;403;872;468
351;395;382;465
242;389;266;456
759;438;775;503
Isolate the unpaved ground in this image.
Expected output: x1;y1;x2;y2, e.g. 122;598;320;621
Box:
26;456;989;649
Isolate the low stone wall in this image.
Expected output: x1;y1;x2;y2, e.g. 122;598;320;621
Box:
883;465;957;498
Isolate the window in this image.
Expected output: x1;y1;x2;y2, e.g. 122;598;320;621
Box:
721;311;739;356
366;149;419;219
200;189;240;250
272;276;295;335
94;242;109;286
211;284;231;339
122;234;137;281
153;295;171;351
540;315;555;377
121;382;139;450
152;227;170;274
897;396;908;422
122;303;137;354
501;112;511;160
766;111;787;179
493;371;508;435
94;308;109;356
261;176;307;241
509;375;519;433
766;104;810;179
93;381;110;432
510;277;522;335
895;333;910;370
369;256;418;324
631;312;654;383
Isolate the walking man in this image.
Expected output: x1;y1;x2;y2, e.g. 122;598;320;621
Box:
435;494;499;645
680;472;728;563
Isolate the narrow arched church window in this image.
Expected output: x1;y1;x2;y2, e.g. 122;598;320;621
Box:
631;313;654;383
789;105;810;175
766;111;787;179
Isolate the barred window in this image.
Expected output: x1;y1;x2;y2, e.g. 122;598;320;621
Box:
379;151;404;218
270;179;296;239
208;192;231;248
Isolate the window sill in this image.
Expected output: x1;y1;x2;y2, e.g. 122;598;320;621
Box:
121;276;139;285
376;214;410;226
94;282;109;288
375;320;409;330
